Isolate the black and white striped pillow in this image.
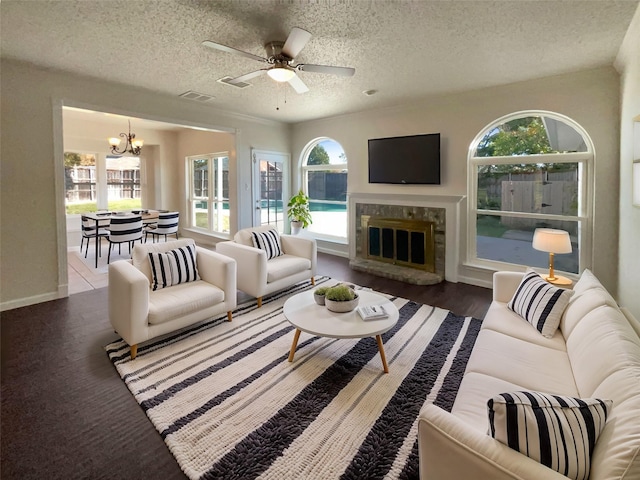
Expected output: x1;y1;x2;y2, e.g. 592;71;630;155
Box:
148;251;177;291
508;269;574;337
251;229;283;260
148;244;199;291
488;391;612;480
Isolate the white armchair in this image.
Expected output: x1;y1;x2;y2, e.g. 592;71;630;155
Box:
216;225;316;307
109;238;237;359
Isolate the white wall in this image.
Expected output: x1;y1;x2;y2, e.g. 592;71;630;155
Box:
615;6;640;319
291;67;621;292
0;59;290;311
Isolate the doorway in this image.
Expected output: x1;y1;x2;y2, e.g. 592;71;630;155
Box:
252;149;290;233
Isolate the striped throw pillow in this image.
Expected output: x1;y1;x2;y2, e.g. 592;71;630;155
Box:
251;230;283;260
148;244;200;291
488;391;612;480
508;269;574;337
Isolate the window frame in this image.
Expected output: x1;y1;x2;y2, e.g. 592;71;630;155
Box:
186;152;230;236
466;111;594;275
300;137;349;242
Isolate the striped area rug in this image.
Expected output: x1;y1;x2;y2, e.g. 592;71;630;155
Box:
105;277;482;480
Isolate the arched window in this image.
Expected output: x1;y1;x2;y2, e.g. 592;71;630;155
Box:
468;111;593;275
301;138;348;240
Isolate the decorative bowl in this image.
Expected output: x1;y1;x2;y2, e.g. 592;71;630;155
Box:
325;293;359;313
314;293;326;305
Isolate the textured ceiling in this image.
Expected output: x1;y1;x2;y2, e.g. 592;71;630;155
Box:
1;0;638;124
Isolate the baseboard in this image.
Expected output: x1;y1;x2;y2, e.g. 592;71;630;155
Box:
317;245;349;258
456;274;493;289
0;290;63;312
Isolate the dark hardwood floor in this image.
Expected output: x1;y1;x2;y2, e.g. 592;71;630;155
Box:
1;253;491;479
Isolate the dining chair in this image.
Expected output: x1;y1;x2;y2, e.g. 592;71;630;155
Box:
80;215;109;259
107;215;143;263
145;211;179;243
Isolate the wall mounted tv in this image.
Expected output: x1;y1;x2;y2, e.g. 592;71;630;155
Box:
368;133;441;185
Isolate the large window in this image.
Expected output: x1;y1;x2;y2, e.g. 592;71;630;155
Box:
187;153;229;235
468;112;593;274
301;138;348;239
64;152;141;214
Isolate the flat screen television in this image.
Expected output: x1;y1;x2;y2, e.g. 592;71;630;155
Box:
368;133;440;184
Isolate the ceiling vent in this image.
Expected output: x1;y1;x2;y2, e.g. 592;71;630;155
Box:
217;76;253;89
179;90;215;102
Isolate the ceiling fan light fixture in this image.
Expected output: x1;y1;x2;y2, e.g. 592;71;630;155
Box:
267;66;295;83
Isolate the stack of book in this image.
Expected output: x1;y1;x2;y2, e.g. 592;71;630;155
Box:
356;305;389;320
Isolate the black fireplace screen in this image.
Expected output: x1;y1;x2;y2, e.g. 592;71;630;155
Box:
365;218;435;272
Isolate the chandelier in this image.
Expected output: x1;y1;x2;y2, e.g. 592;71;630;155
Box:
108;120;144;155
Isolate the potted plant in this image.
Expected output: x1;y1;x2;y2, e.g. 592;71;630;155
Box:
287;189;312;235
324;284;359;313
313;286;329;305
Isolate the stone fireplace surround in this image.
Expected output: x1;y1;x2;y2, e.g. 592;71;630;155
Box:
348;193;465;283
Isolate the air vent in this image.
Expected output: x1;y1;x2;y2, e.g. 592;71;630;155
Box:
179;90;215;102
217;76;253;89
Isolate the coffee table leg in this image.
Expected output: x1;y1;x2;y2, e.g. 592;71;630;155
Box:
375;335;389;373
288;328;301;362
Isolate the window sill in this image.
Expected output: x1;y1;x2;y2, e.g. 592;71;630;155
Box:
462;259;579;282
182;228;231;243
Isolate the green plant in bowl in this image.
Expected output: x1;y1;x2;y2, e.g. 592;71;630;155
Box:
324;284;359;312
325;284;356;301
313;286;329;305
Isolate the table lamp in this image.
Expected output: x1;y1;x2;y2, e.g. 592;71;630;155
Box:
532;228;572;285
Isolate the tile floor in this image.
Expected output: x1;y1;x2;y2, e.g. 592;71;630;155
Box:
67;239;137;294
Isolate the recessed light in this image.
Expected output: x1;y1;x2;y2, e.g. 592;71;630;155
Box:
363;89;378;96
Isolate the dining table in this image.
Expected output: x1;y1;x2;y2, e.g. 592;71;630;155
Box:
82;210;160;268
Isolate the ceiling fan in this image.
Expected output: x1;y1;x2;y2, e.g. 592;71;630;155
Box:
202;27;355;94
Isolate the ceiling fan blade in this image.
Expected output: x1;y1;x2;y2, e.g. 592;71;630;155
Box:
202;40;267;63
287;73;309;94
296;64;355;77
281;27;312;59
229;69;268;84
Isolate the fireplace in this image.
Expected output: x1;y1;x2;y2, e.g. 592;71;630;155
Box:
363;216;435;272
349;202;446;285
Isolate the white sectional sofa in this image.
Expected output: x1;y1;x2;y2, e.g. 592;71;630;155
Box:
418;270;640;479
109;238;237;359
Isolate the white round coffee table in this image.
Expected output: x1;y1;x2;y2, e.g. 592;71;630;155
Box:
283;290;399;373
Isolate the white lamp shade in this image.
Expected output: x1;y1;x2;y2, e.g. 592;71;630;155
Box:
532;228;572;254
132;139;144;148
267;67;295;82
108;137;121;147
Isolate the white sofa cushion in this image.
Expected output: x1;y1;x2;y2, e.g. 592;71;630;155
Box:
452;371;530;432
482;301;567;351
508;269;574;338
148;280;225;325
488;391;612;480
464;329;578;396
266;254;311;283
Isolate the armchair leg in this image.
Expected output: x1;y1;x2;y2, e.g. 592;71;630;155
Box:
130;344;138;360
311;277;315;286
257;297;262;308
227;311;232;322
